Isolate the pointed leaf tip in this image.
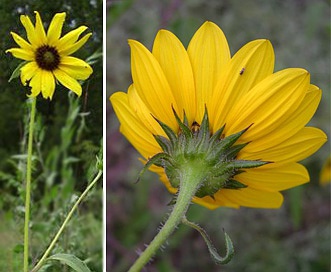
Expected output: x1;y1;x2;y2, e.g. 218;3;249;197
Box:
47;253;91;272
182;217;235;265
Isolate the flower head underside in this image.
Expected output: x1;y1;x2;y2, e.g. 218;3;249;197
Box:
110;21;327;209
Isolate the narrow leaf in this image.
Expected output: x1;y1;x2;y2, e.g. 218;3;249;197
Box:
8;61;28;82
182;217;234;265
152;115;178;146
226;159;270;170
225;143;249;159
223;179;248;189
47;253;91;272
153;134;172;153
136;152;171;183
209;124;225;145
212;126;250;158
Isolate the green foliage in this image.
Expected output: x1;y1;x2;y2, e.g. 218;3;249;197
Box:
47;253;91;272
0;91;102;271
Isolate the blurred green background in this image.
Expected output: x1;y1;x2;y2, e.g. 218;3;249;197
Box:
0;0;103;271
107;0;330;272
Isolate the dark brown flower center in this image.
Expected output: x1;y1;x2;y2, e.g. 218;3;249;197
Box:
35;45;60;71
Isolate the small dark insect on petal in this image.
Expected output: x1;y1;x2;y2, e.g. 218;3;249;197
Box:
239;67;245;75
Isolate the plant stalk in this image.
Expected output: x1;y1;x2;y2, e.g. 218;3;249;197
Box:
128;163;204;272
31;169;103;272
24;97;37;272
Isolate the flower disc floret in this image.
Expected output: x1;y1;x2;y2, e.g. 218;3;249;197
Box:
35;45;60;70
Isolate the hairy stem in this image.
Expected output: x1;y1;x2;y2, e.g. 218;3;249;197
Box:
31;170;103;272
128;163;204;272
24;97;37;272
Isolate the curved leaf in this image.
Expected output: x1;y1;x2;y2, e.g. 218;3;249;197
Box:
47;253;91;272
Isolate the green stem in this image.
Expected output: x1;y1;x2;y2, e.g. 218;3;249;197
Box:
24;97;37;272
30;170;103;272
128;163;205;272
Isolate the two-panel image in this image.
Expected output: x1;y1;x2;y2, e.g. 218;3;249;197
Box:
0;1;330;271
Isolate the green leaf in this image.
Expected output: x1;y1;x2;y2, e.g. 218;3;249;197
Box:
153;134;172;153
8;61;28;82
182;217;234;265
136;152;171;183
96;139;103;170
47;253;91;272
13;244;24;253
63;156;81;165
85;49;103;65
223;179;248;189
153;116;178;147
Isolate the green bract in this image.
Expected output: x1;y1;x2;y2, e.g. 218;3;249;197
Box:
139;108;269;199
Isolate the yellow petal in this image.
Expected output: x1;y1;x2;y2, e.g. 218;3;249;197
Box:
47;12;66;45
129;39;178;130
236;163;309;191
211;39;275;131
20;62;39;85
193;195;239;209
320;156;331;185
58;56;93;80
225;68;309;142
53;69;82;96
6;48;34;61
59;33;92;56
154;167;239;209
20;14;37;46
153;168;238;209
215;187;284;208
34;11;47;46
40;70;55;99
152;29;196;124
153;161;304;209
28;70;42;97
110;92;161;159
187;21;230;122
56;26;88;51
243;84;322;152
242;127;327;163
10;32;33;51
127;84;166;137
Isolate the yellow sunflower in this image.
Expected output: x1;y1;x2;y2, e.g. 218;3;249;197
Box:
7;11;93;99
110;21;327;209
